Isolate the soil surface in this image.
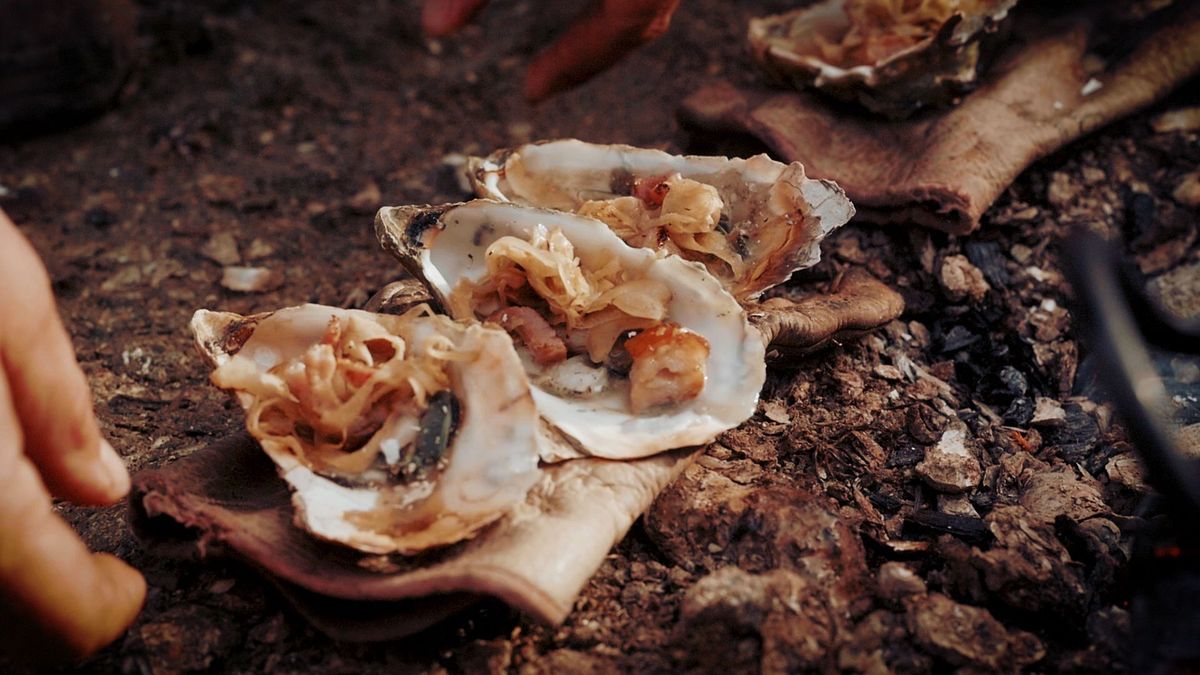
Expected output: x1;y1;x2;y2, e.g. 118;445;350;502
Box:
2;0;1199;672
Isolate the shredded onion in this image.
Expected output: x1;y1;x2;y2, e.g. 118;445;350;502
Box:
577;175;745;281
211;305;469;476
456;225;672;363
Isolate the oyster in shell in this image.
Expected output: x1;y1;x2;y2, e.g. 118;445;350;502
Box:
190;303;541;554
376;200;766;460
748;0;1019;118
465;139;853;301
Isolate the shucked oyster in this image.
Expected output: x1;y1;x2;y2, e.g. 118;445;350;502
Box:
749;0;1019;118
190;303;541;554
466;139;853;301
376;200;766;460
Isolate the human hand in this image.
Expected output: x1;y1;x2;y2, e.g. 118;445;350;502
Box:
422;0;682;101
0;208;146;664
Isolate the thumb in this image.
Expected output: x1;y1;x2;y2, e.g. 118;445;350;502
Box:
0;448;145;663
0;293;144;664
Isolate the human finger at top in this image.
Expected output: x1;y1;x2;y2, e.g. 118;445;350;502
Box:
422;0;491;37
0;210;127;506
524;0;681;102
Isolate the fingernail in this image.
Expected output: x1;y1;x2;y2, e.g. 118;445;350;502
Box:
98;439;131;498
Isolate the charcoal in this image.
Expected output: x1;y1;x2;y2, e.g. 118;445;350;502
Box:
1124;189;1157;239
867;490;903;513
84;206;117;229
963;240;1011;289
999;366;1029;397
1003;397;1034;426
940;325;979;352
887;443;926;469
903;510;992;544
1048;403;1100;462
970;491;996;513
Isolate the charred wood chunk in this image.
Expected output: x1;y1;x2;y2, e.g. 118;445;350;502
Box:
903;509;992;544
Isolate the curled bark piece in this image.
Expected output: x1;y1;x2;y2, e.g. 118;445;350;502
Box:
132;270;898;639
131;434;695;641
750;268;904;358
681;4;1200;233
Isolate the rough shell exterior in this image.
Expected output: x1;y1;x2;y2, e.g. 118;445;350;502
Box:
748;0;1020;119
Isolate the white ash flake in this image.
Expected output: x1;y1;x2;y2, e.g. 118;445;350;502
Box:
762;400;791;424
221;266;282;293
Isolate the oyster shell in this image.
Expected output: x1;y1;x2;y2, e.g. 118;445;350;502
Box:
376;200;766;460
465;139;853;301
190;303;541;554
748;0;1019;118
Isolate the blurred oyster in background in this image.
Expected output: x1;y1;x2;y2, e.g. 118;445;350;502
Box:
748;0;1020;118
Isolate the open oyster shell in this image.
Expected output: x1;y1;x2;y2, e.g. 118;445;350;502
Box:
376;200;767;461
465;139;853;301
748;0;1019;119
190;304;541;554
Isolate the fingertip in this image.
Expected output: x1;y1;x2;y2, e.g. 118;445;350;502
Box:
93;553;147;614
97;439;132;501
67;554;146;658
421;2;454;36
422;0;488;37
51;438;130;506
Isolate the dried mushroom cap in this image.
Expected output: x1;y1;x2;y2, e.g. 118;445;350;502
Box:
190;304;542;554
750;268;905;357
464;139;853;301
748;0;1020;119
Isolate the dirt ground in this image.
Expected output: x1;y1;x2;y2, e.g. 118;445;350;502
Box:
2;0;1199;672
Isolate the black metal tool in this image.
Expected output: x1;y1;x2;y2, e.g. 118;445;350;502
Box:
1065;229;1200;519
1065;227;1200;673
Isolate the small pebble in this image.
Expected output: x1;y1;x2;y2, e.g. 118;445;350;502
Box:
1030;397;1067;427
939;255;990;303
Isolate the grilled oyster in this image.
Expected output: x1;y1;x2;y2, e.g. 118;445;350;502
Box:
465;139;853;301
376;200;766;460
190;303;541;554
748;0;1019;118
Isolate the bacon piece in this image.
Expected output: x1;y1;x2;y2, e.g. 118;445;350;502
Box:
633;174;673;209
486;306;568;366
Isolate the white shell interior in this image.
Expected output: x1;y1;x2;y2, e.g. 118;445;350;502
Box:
387;200;767;460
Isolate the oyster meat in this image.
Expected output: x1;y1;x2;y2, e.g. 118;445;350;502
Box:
466;139;853;301
376;200;767;460
190;303;541;554
749;0;1020;118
